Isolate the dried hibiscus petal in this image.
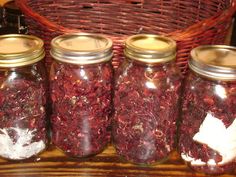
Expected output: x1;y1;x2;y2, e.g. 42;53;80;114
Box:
50;62;113;157
179;72;236;175
0;63;48;160
113;60;182;164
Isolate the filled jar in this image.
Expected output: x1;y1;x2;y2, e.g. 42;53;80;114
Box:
50;33;113;157
179;45;236;175
1;1;27;34
0;34;47;160
113;34;182;164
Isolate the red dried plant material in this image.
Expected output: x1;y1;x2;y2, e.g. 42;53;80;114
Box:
0;63;48;160
179;72;236;175
113;60;182;164
50;61;113;157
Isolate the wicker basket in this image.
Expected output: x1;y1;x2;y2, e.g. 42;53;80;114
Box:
16;0;236;74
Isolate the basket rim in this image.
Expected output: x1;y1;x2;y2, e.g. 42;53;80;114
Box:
16;0;236;41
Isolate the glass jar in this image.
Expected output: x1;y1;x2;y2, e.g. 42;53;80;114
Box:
50;33;113;157
0;34;47;160
113;34;182;164
179;45;236;175
1;0;27;34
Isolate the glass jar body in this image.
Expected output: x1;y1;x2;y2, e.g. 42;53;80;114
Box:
179;72;236;175
50;61;113;157
113;58;182;164
0;61;48;160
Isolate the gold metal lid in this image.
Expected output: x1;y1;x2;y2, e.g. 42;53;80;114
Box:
189;45;236;81
124;34;176;64
0;34;45;67
50;33;113;65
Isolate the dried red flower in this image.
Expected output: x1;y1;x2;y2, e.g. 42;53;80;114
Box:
113;60;182;164
0;63;47;160
50;62;113;157
179;72;236;175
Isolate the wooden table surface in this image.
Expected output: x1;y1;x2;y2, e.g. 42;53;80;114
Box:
0;145;235;177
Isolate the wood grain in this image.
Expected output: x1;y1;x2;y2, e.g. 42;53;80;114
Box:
0;145;235;177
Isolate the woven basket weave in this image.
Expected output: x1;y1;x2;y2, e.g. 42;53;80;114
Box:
16;0;236;74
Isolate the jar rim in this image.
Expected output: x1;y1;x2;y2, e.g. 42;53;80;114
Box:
0;34;45;67
189;45;236;81
50;33;113;65
124;34;176;64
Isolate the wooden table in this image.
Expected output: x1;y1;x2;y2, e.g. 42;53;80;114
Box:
0;145;235;177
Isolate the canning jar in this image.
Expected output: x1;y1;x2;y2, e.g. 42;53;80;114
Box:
0;34;47;160
50;33;113;157
179;45;236;175
113;34;182;164
2;1;27;34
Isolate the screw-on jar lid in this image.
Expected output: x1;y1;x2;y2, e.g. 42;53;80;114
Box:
189;45;236;81
50;33;113;65
124;34;176;64
0;34;45;67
